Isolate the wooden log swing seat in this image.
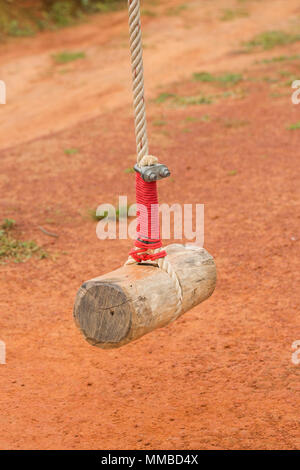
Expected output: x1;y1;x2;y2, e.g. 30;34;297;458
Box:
73;0;217;349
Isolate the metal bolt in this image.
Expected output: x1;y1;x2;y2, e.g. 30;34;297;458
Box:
134;163;171;182
160;167;170;178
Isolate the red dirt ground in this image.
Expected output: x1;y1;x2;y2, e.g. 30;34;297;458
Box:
0;0;300;450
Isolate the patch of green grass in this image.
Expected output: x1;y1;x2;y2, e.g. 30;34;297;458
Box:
155;88;247;107
0;219;47;264
228;170;237;176
64;148;79;155
193;72;214;82
220;8;248;21
155;92;213;106
0;1;126;40
6;20;34;37
51;1;123;25
88;1;123;13
287;122;300;130
2;218;15;230
244;30;300;51
50;1;74;27
156;91;212;106
201;114;210;122
219;73;244;85
257;54;300;64
52;50;86;64
193;72;243;85
174;95;213;106
124;167;135;174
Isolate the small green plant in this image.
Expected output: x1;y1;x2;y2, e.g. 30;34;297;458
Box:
52;51;86;64
228;170;237;176
287;122;300;130
2;218;16;230
220;8;248;21
124;167;135;173
64;148;79;155
244;30;300;51
0;219;47;264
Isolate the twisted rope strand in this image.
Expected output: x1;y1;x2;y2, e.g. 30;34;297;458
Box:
128;0;148;164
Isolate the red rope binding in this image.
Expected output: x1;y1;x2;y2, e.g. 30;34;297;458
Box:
129;172;166;263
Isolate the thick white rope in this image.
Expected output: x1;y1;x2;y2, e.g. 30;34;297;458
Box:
128;0;148;164
127;0;183;313
156;251;183;316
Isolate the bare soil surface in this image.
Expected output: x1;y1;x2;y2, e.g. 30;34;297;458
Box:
0;0;300;450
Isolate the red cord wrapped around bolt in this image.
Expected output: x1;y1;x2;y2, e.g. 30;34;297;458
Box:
129;172;166;263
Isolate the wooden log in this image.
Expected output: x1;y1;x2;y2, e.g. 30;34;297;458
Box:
73;244;216;349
